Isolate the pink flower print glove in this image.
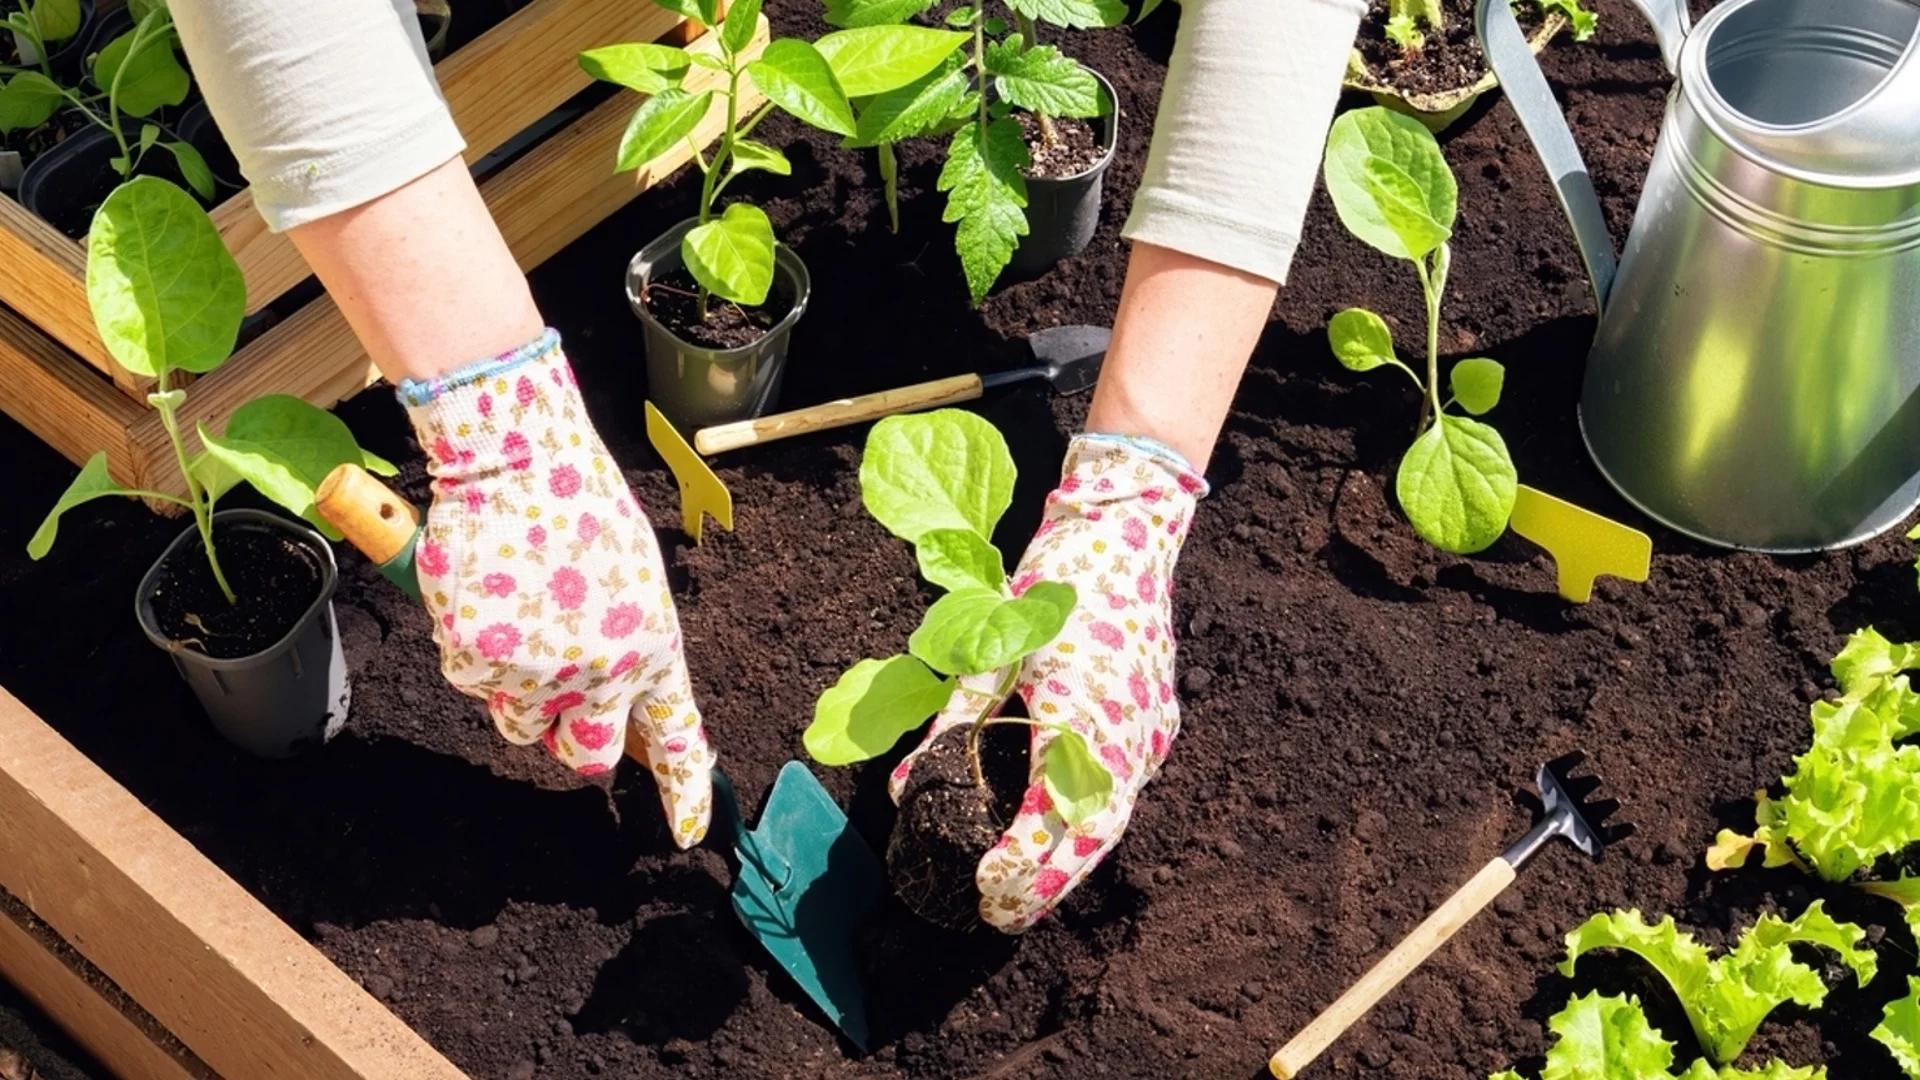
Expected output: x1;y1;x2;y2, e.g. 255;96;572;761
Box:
401;330;713;849
889;433;1206;932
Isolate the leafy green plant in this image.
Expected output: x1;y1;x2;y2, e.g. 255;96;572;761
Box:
1708;627;1920;883
1321;106;1516;554
29;177;393;599
4;0;81;77
801;409;1111;825
1487;991;1825;1080
1558;904;1876;1066
585;0;967;319
1374;0;1597;56
818;0;1117;302
1875;977;1920;1079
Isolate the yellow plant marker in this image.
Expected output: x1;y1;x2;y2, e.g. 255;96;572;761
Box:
646;402;733;544
1509;484;1651;603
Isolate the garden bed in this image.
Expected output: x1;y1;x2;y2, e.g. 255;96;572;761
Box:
3;0;1915;1077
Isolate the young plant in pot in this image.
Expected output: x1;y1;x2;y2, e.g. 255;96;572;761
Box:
801;410;1113;929
1346;0;1597;131
28;177;395;758
0;0;94;189
583;0;970;427
1321;106;1516;555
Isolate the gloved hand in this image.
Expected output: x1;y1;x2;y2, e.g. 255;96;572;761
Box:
889;433;1206;932
401;330;712;848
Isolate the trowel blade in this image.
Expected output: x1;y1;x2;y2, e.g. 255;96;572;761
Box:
1028;324;1110;394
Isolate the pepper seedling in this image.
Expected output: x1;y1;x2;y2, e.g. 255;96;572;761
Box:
802;409;1112;826
28;177;393;594
1321;106;1517;555
1489;991;1826;1080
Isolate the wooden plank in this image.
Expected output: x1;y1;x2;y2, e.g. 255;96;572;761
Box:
0;689;471;1080
0;199;143;393
215;0;689;318
0;305;143;480
0;891;212;1080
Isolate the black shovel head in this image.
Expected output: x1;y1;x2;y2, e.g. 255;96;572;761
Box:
1028;324;1109;394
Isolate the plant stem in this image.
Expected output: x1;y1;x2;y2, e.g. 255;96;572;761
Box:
692;57;744;324
964;665;1023;789
1010;12;1058;146
13;1;52;79
1413;252;1444;433
102;11;166;178
972;0;987;133
152;371;235;604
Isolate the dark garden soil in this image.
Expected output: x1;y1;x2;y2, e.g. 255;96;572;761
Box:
1355;0;1546;98
889;721;1031;932
1018;114;1104;180
0;0;1913;1077
644;268;797;350
147;523;325;659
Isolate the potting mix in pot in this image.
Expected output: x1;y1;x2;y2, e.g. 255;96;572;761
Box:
8;0;1920;1077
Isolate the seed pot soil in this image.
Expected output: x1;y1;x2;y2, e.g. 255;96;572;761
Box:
1;1;1913;1077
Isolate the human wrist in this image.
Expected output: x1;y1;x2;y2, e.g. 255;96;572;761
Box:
1062;432;1210;502
400;330;593;480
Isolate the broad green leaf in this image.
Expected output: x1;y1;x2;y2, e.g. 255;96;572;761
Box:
697;0;720;26
1004;0;1128;29
908;581;1076;675
983;41;1104;118
1874;977;1920;1080
1324;107;1457;261
826;0;932;28
161;141;215;200
198;395;377;535
815;25;968;98
615;87;712;171
1540;992;1676;1080
0;73;62;136
1328;307;1402;374
1562;911;1713;1021
28;453;129;559
805;656;954;765
1450;357;1504;415
577;43;691;94
649;0;705;22
93;22;190;118
1831;626;1920;696
849;54;969;147
1395;414;1516;554
1861;876;1920;938
728;138;791;177
747;38;855;137
138;123;159;153
915;528;1005;593
28;0;80;43
86;176;245;379
683;202;775;306
938;119;1029;304
1044;730;1111;828
721;0;762;56
861;409;1016;543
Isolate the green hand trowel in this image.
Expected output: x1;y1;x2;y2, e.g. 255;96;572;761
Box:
711;764;883;1050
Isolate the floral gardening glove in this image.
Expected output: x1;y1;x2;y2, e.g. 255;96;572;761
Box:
889;434;1205;932
401;330;712;849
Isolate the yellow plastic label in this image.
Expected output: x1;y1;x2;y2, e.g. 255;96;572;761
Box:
646;402;734;545
1509;484;1651;603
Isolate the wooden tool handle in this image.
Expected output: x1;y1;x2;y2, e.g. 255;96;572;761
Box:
1269;857;1516;1079
693;373;984;455
315;463;420;565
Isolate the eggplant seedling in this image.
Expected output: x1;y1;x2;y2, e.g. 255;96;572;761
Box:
1322;106;1516;555
3;0;80;75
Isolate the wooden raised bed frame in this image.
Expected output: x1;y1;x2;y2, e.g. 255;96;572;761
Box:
0;0;755;498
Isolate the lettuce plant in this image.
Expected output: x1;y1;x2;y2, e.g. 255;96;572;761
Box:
802;409;1111;825
1876;978;1920;1079
1380;0;1597;54
29;177;393;598
1488;991;1825;1080
1321;106;1516;555
1558;904;1876;1066
585;0;968;318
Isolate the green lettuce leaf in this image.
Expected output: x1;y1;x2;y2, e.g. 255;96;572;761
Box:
1873;976;1920;1080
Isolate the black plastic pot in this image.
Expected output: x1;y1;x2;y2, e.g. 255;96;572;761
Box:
1008;69;1119;280
17;115;217;236
8;0;97;83
136;510;349;759
625;217;812;430
177;101;246;192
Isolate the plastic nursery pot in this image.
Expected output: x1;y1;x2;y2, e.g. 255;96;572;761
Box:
177;102;247;192
1342;14;1566;133
1008;69;1119;281
17;120;207;238
8;0;98;83
625;217;812;430
135;509;350;759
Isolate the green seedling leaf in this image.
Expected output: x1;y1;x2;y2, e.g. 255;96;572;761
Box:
849;54;969;147
805;655;954;765
1384;13;1424;49
1324;106;1457;261
915;528;1005;593
683;201;775;306
728;138;791;177
814;25;968;98
649;0;706;23
1686;1064;1826;1080
1542;991;1677;1080
826;0;933;27
138;123;159;153
748;38;855;137
28;453;129;559
939;118;1029;304
614;87;713;171
26;0;81;43
722;0;762;55
1327;307;1412;378
577;42;691;94
1390;0;1443;29
944;6;976;26
197;395;379;535
908;581;1076;676
1004;0;1128;29
1450;358;1504;415
1873;977;1920;1080
1534;0;1599;41
1395;414;1516;554
160;141;215;200
1044;729;1111;828
86;176;245;379
93;22;191;118
688;51;729;70
860;409;1016;543
0;73;62;136
1831;626;1920;696
984;40;1105;118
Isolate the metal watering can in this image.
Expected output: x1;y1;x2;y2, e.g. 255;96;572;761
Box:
1475;0;1920;552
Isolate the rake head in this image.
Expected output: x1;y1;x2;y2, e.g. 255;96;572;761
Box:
1510;750;1633;866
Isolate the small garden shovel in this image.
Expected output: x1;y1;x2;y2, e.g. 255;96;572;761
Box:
1268;752;1629;1079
